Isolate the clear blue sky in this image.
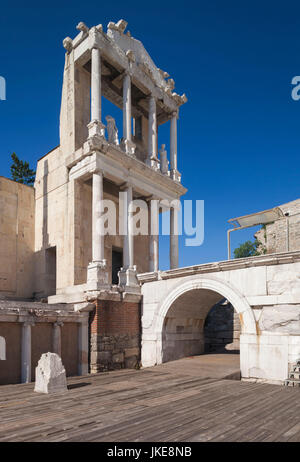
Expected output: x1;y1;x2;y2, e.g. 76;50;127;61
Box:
0;0;299;269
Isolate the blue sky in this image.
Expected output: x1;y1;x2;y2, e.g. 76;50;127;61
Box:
0;1;299;269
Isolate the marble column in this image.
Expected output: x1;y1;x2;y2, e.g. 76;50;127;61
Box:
122;72;135;155
119;184;138;289
92;171;105;263
78;319;89;376
87;171;108;290
21;321;34;383
52;321;63;356
170;206;179;269
170;112;180;181
147;96;159;170
123;184;133;269
150;199;159;272
88;47;105;138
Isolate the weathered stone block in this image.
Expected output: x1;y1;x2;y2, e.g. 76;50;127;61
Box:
34;353;67;394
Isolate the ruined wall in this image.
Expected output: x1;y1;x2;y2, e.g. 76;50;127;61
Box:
90;299;140;372
34;148;75;297
0;177;35;299
204;301;241;353
255;198;300;254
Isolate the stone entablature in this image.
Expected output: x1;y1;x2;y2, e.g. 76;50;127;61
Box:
138;250;300;282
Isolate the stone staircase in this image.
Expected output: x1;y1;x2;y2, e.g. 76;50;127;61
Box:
285;360;300;387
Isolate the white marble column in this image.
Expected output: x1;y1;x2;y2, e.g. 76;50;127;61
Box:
119;184;138;289
150;199;159;272
123;184;133;269
88;47;105;138
78;319;89;376
170;112;180;181
147;96;159;170
170;207;179;269
21;321;34;383
122;73;135;155
52;321;63;356
92;171;105;262
87;171;108;290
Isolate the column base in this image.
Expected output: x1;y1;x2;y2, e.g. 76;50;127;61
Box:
171;169;181;183
88;119;106;138
118;266;140;292
87;261;110;291
146;157;160;171
121;138;136;156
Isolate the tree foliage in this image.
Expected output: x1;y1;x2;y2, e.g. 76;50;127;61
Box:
10;153;36;186
233;239;262;259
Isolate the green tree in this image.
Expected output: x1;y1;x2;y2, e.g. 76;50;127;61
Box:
233;239;261;259
10;153;35;186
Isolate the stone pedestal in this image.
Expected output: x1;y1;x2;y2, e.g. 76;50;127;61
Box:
122;138;136;156
87;119;106;139
87;261;110;291
118;266;139;292
171;169;181;183
34;353;67;394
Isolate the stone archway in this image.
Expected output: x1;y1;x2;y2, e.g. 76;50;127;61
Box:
152;276;257;366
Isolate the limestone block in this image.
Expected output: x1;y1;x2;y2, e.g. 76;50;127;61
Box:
34;353;67;394
259;305;300;334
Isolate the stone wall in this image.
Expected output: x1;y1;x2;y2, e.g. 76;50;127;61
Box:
0;177;35;299
90;299;140;372
255;198;300;254
204;300;241;353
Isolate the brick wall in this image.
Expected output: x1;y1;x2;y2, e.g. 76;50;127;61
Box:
90;299;141;373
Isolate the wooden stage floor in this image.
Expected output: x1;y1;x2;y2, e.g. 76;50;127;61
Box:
0;354;300;442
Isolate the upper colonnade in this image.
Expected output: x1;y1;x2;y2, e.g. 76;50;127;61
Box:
62;19;187;183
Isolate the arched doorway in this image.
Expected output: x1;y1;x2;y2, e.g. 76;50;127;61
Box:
149;276;256;367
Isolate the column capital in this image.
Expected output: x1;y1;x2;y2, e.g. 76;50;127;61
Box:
54;321;64;328
119;181;134;192
23;320;35;327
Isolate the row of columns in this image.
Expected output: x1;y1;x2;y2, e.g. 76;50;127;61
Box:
21;320;88;383
90;172;179;276
89;46;179;176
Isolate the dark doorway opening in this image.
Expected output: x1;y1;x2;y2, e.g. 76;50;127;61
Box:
112;248;123;285
45;246;56;296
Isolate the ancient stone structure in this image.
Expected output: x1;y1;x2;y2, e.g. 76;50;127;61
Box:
0;18;299;386
255;198;300;254
0;301;88;385
34;353;67;394
0;19;187;382
140;251;300;384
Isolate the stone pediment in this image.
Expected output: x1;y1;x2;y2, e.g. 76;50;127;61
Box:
107;20;169;91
